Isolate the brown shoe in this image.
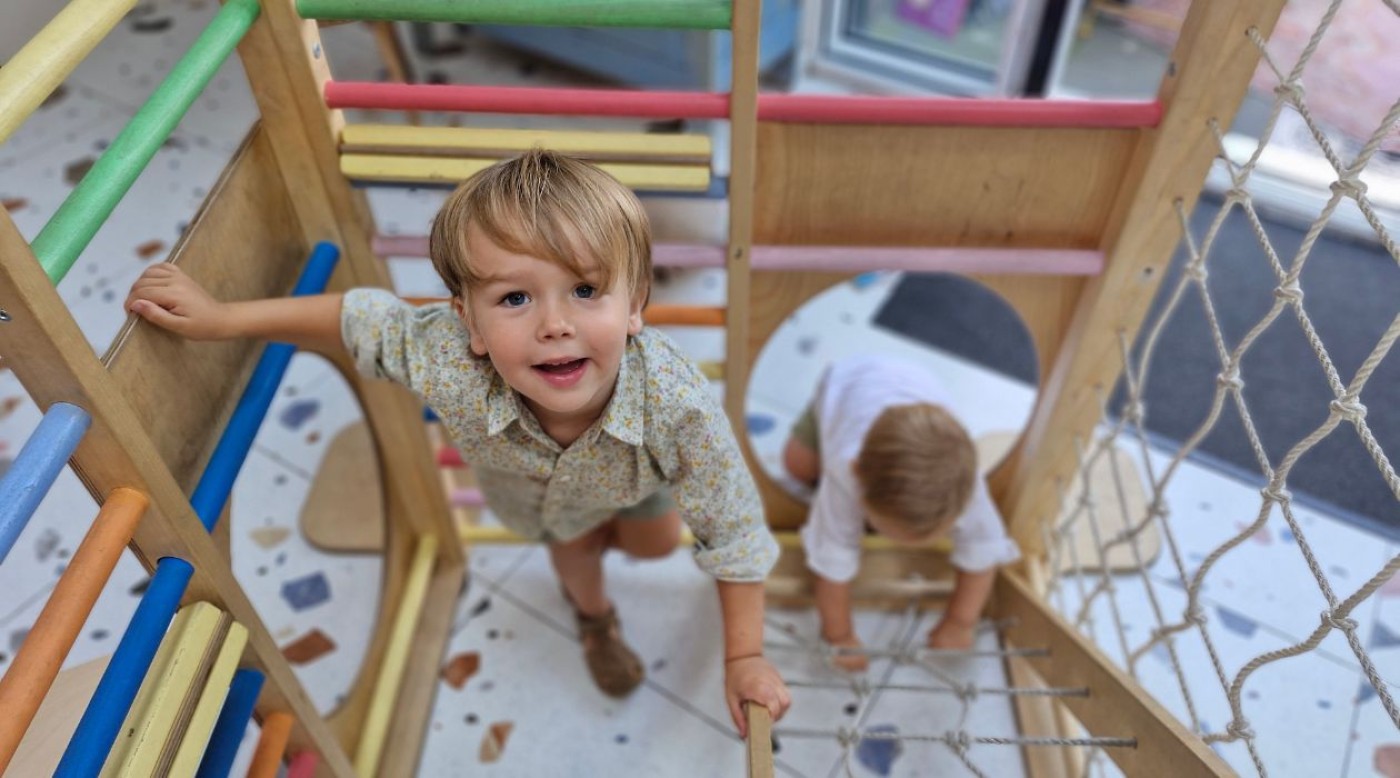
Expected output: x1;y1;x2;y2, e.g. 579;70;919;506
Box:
574;607;644;697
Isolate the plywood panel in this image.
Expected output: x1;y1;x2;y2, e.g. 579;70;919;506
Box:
753;123;1137;249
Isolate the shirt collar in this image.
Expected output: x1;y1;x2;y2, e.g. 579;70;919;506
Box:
485;371;521;436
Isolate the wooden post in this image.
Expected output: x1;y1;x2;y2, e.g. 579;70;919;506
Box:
723;0;760;425
999;0;1289;555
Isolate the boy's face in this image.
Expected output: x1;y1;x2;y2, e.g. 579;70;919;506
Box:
455;225;643;430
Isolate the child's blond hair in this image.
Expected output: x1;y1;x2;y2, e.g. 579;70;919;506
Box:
428;148;652;304
853;403;977;538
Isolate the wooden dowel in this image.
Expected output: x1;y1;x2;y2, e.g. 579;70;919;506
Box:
340;124;711;165
296;0;732;30
0;488;147;775
0;402;91;564
0;0;139;145
354;534;438;776
757;94;1162;127
327;81;730;119
245;711;293;778
341;154;711;192
644;304;725;327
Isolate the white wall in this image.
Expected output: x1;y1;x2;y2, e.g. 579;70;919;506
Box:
2;2;69;60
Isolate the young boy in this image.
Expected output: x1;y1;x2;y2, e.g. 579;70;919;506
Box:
781;354;1020;671
126;149;789;735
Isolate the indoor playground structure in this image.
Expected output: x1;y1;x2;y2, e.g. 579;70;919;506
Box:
2;0;1396;775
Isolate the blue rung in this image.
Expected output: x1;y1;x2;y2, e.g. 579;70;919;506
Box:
57;557;194;776
423;406;439;423
195;667;265;778
188;242;341;530
0;402;91;564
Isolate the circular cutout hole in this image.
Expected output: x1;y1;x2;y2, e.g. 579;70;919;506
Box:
746;272;1039;504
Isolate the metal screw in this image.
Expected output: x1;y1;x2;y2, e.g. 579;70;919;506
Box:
0;308;10;322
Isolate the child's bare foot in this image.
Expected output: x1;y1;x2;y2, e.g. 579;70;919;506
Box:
575;606;645;697
823;632;869;673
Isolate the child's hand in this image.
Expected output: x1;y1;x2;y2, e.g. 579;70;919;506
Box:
126;264;230;340
724;655;791;739
823;632;869;673
927;616;976;650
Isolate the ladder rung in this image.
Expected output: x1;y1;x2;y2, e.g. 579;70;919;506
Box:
295;0;733;30
341;124;711;165
342;154;712;193
326;81;730;120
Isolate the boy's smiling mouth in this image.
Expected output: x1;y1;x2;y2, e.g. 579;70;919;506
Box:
533;357;589;387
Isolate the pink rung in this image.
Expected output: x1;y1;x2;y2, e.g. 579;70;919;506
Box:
375;235;726;269
326;81;730;119
452;488;484;508
287;751;319;778
750;246;1104;275
756;95;1162;127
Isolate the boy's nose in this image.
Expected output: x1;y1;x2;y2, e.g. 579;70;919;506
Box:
536;304;575;340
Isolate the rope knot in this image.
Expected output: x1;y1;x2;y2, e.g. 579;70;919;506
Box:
1329;397;1367;424
1225;720;1256;741
1273;279;1304;304
1322;609;1358;633
1330;175;1367;200
954;683;979;703
835;727;860;749
1185;260;1209;283
941;731;971;754
1186;605;1208;627
1274;81;1305;105
1148;500;1170;520
1216;366;1244;392
1224;186;1252;205
1261;482;1292;504
1122;399;1147;424
850;678;873;698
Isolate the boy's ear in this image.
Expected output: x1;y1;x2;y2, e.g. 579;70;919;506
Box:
627;293;644;336
452;297;489;356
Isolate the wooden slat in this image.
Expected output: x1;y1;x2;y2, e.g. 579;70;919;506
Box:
295;0;733;29
100;602;226;777
994;571;1232;776
340;124;712;164
745;704;773;778
341;153;712;192
167;621;248;777
998;0;1290;555
0;209;357;776
723;0;761;425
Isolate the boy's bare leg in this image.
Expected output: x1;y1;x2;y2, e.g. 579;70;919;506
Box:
547;512;681;697
782;436;821;486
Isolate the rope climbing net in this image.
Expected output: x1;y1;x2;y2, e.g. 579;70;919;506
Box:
1048;2;1400;774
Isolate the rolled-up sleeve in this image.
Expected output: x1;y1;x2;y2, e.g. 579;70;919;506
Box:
340;289;474;398
948;481;1021;572
662;402;778;582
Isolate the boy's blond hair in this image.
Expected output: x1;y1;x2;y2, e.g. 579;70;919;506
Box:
854;403;977;538
429;148;652;304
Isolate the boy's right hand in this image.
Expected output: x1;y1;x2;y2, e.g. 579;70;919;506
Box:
824;632;870;673
126;264;230;340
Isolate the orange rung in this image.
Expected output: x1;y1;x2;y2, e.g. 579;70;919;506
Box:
642;304;725;327
247;711;294;778
0;488;148;775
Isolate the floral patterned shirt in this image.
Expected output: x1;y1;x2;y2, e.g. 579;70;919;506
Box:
341;289;778;582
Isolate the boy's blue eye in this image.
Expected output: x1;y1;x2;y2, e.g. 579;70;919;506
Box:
501;291;529;307
574;284;596;300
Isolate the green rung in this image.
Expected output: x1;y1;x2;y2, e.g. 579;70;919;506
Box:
29;0;260;286
295;0;732;30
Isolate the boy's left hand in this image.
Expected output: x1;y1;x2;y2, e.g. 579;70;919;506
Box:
927;616;976;650
724;655;791;739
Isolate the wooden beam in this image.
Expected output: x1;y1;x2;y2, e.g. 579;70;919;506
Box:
999;0;1290;555
723;0;760;425
993;571;1231;776
0;209;357;776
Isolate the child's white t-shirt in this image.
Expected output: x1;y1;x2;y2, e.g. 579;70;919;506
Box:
799;355;1021;583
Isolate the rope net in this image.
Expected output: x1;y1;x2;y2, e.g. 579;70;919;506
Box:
1048;1;1400;774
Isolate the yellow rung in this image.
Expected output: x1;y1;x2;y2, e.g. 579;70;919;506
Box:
341;124;712;164
341;154;712;192
355;534;439;776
